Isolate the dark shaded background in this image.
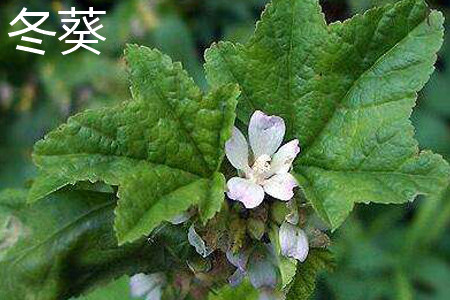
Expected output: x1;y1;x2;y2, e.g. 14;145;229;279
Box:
0;1;449;299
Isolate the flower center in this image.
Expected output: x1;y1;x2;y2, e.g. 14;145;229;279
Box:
249;154;271;184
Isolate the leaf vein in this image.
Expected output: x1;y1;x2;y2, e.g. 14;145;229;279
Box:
303;15;427;155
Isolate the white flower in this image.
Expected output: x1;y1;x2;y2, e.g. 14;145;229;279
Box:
225;111;300;209
279;222;309;262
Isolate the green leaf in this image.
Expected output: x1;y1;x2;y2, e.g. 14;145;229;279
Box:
268;223;298;290
205;0;450;229
73;276;138;300
394;270;414;300
0;189;27;260
199;172;227;224
0;188;191;300
407;185;450;249
115;169;225;242
286;249;334;300
208;280;259;300
29;45;239;244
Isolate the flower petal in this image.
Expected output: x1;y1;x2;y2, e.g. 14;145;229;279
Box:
270;139;300;175
227;177;265;209
263;173;297;201
225;127;250;171
249;111;286;158
279;222;309;262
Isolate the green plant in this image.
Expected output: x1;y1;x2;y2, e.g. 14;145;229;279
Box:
0;0;448;299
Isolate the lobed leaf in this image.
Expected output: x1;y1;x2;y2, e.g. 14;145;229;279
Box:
205;0;450;229
29;45;239;244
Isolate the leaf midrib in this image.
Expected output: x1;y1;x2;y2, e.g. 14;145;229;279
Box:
35;152;202;179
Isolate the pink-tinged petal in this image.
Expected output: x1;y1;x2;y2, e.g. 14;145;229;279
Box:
263;173;297;201
279;222;309;262
225;127;250;171
248;111;286;158
270;139;300;175
227;177;265;209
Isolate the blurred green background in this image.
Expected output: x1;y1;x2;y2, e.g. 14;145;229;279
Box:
0;0;448;299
